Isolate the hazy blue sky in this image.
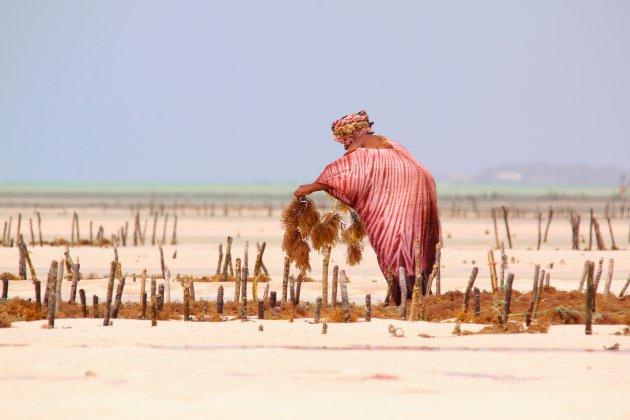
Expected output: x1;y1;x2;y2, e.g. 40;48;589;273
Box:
1;1;629;183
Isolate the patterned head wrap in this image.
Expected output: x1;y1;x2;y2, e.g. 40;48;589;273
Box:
331;110;374;145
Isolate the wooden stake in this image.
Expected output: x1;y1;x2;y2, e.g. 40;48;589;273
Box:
263;283;269;302
618;274;629;298
488;250;498;298
491;209;500;249
588;209;594;250
569;211;581;250
69;262;80;303
593;218;606;250
140;292;147;320
339;270;351;323
503;273;515;324
29;217;35;246
410;241;422;321
216;244;223;275
162;212;169;245
604;258;614;298
55;259;64;313
314;296;322;323
533;269;545;319
461;267;479;313
295;274;303;304
189;281;196;302
170;215;178;245
34;280;41;310
112;277;126;318
240;267;248;321
234;258;241;302
525;265;540;327
332;265;339;307
183;281;190;321
164;266;171;303
151;212;158;245
37;212;43;247
435;242;442;296
257;300;264;319
270;291;277;308
151;276;157;326
222;236;233;279
79;289;87;317
17;235;26;279
606;216;618;250
500;242;506;288
158;242;166;280
473;287;480;317
501;206;513;249
543;207;553;243
281;256;289;303
585;261;595;335
89;220;93;245
365;294;371;322
398;266;408;320
217;285;224;314
578;260;590;291
322;245;331;306
594;258;604;292
140;269;147;303
289;275;295;304
47;261;58;328
536;211;542;250
1;274;8;300
93;295;99;318
103;261;116;326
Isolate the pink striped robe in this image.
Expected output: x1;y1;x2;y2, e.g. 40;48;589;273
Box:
316;139;439;302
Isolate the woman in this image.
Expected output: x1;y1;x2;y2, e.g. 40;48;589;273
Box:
293;111;440;304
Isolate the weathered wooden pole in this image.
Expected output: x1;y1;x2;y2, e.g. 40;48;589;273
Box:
502;206;513;249
150;276;157;326
491;209;500;249
331;265;339;307
253;241;266;277
34;280;41;310
384;267;393;305
112;277;126;318
158;242;166;281
234;258;241;302
37;211;43;247
365;294;371;322
578;260;590;291
1;274;8;300
216;243;223;275
263;283;269;302
79;289;87;317
618;274;630;298
339;270;351;323
29;217;35;246
588;208;594;250
269;291;277;308
533;269;545;319
93;295;99;318
500;242;507;288
525;265;540;327
569;211;581;250
585;261;595;335
322;245;331;306
17;236;26;279
189;281;196;302
473;287;481;317
240;267;248;321
543;207;553;243
103;261;116;326
164;266;171;303
289;275;295;304
69;262;80;303
606;216;618;250
162;212;169;245
222;236;233;280
461;267;479;313
410;241;422;321
257;300;264;319
47;261;58;328
217;285;224;314
487;250;498;299
594;258;604;292
502;273;515;324
398;267;408;319
295;274;303;304
89;220;93;245
55;259;64;313
281;256;289;303
140;292;147;319
604;258;614;298
183;282;190;321
435;242;442;295
314;297;322;323
151;212;158;245
545;271;551;287
593;218;606;250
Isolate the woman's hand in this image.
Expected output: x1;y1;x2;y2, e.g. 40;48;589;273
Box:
293;182;329;197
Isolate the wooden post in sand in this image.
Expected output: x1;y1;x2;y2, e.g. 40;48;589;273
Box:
189;281;196;302
502;273;515;324
295;274;303;304
183;282;190;321
151;212;158;245
606;216;618;250
365;294;371;322
140;292;147;320
151;276;157;326
217;285;224;314
410;241;423;321
270;291;277;308
46;261;58;328
473;287;480;318
17;236;26;279
69;262;80;303
543;207;553;243
501;206;513;249
593;218;606;250
289;275;295;304
569;211;581;250
461;267;479;313
525;265;540;327
162;212;169;245
170;215;178;245
487;250;498;298
435;243;442;295
585;261;595;335
29;218;35;246
103;261;116;326
500;242;507;288
79;289;87;317
37;212;43;247
158;242;166;281
164;267;171;303
588;209;594;250
216;244;223;276
55;259;64;313
93;295;99;318
339;270;351;323
332;265;339;307
594;258;604;292
604;258;614;298
1;274;8;300
34;280;41;310
384;267;393;306
398;267;408;320
322;245;331;306
222;237;234;280
112;277;125;318
281;256;289;303
240;267;248;321
578;260;590;291
491;209;500;249
533;269;545;319
619;274;630;298
257;300;264;319
314;297;322;323
89;220;93;245
234;258;241;302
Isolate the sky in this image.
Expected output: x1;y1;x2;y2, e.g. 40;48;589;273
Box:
1;1;629;183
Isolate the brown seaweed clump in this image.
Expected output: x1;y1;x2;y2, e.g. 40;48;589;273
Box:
341;211;366;266
310;212;343;252
281;197;320;272
346;241;364;266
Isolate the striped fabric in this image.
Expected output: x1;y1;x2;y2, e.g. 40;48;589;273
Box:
316;139;439;302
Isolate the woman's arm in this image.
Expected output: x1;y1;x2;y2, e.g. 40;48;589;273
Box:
293;182;330;197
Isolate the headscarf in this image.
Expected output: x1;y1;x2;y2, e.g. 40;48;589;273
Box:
331;110;374;145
